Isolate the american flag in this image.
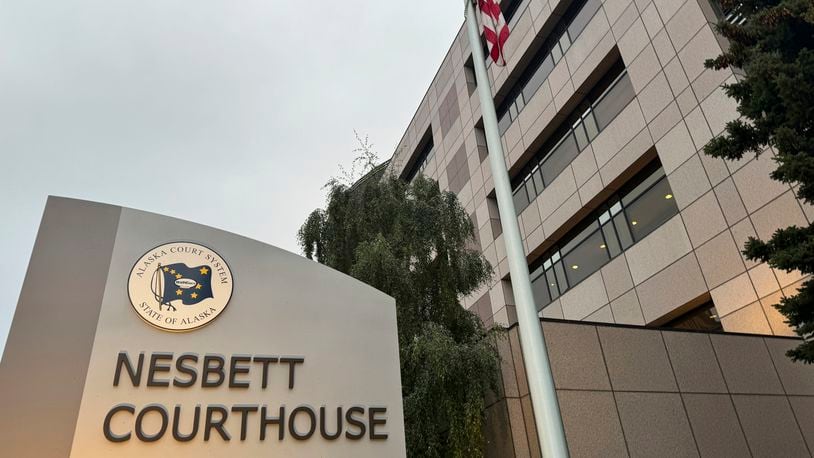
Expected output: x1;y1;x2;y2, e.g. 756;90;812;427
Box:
478;0;510;66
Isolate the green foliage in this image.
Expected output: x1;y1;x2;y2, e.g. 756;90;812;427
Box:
299;173;502;456
704;0;814;361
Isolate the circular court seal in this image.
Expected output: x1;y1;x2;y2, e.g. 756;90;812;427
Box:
127;242;233;332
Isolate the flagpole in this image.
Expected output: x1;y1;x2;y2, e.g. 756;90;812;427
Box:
463;1;569;457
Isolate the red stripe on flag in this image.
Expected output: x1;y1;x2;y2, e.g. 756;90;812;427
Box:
477;0;510;66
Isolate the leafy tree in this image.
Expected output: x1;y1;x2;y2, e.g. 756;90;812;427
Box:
704;0;814;361
299;169;502;457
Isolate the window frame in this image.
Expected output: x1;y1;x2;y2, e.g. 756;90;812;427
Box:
530;161;679;311
510;65;635;213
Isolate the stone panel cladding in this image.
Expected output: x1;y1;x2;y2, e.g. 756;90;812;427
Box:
485;320;814;457
385;0;810;336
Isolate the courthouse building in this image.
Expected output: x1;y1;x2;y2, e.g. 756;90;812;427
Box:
384;0;814;455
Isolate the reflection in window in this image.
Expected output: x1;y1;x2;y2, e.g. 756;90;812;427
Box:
530;161;679;311
531;270;552;305
562;226;608;285
624;178;677;241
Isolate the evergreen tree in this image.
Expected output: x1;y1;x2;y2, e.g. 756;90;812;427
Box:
299;172;502;457
704;0;814;361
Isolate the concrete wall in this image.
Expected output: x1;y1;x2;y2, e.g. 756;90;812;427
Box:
487;321;814;457
0;198;122;458
0;197;407;457
385;0;810;336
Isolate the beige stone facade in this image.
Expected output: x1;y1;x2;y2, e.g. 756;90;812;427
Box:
386;0;809;336
488;321;814;456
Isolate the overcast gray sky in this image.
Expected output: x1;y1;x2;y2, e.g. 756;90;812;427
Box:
0;0;463;351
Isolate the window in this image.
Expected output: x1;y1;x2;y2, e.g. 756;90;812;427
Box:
530;161;679;311
511;60;635;213
464;56;477;96
496;0;603;134
530;252;568;306
665;300;723;331
624;177;677;241
566;0;602;40
501;0;523;24
403;131;435;182
562;223;608;285
710;1;747;25
592;71;635;130
542;133;580;184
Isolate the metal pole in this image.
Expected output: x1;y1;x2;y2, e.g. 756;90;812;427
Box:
463;2;569;456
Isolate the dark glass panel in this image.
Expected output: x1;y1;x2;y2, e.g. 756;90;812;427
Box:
405;135;435;182
525;160;683;300
541;133;579;185
545;268;561;300
551;42;563;63
561;220;600;254
553;262;568;294
513;185;530;213
584;112;599;141
522;55;555;102
498;111;513;135
531;271;552;310
562;229;610;285
601;223;622;258
613;212;634;250
665;301;723;332
625;178;679;242
532;168;545;195
530;264;544;278
425;148;435;164
566;0;602;41
593;73;635;130
574;122;589;150
621;165;666;206
495;0;610;138
501;0;523;24
559;34;571;54
524;179;538;204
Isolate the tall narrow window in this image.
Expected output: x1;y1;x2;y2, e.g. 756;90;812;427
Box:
500;0;523;24
403;129;435;182
464;56;477;96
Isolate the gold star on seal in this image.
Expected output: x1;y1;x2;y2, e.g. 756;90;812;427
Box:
175;289;183;296
199;267;209;275
195;284;202;289
190;292;198;299
163;267;169;272
175;273;182;279
170;269;176;274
